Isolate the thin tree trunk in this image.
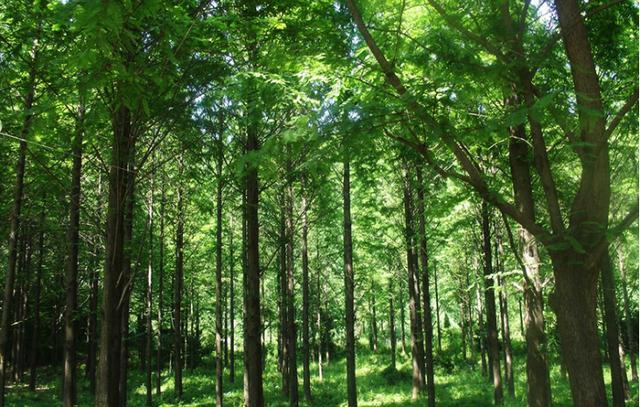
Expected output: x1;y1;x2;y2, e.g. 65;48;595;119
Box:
278;191;289;395
87;213;100;395
174;163;184;400
400;291;406;355
416;167;435;407
316;260;323;382
145;171;154;406
64;99;84;407
300;174;312;401
215;130;224;407
433;261;442;353
497;274;514;398
388;281;396;371
0;56;36;407
481;201;503;405
285;159;299;406
28;208;45;392
618;250;638;381
600;250;628;406
156;178;166;396
343;147;357;407
229;215;236;384
370;291;378;353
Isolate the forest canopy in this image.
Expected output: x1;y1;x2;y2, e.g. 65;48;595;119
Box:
0;0;638;406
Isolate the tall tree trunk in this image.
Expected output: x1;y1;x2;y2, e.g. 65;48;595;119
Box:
229;215;236;384
278;191;289;395
402;166;425;399
481;201;503;404
174;165;184;400
0;57;36;407
388;281;397;371
416;167;435;407
476;276;487;377
29;208;45;392
215;132;224;407
285;159;299;407
400;291;406;355
342;147;357;407
87;224;100;395
145;172;154;406
316;260;323;382
64;99;84;407
244;110;264;406
600;250;628;406
300;174;312;401
433;261;442;353
96;101;136;406
370;291;378;353
497;274;514;398
156;179;165;396
618;250;638;381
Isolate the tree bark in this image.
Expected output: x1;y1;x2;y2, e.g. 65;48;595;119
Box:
300;174;312;401
342;147;357;407
497;274;514;398
215;131;224;407
64;99;84;407
156;178;166;396
600;250;628;406
229;215;236;384
481;201;503;405
174;163;184;400
433;261;442;353
28;208;45;392
416;166;435;407
402;166;425;399
284;157;299;406
0;58;36;407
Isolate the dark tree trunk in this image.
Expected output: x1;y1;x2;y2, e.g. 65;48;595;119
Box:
618;251;638;381
278;191;289;395
481;201;503;404
96;103;135;407
174;169;184;400
416;167;435;407
497;274;514;398
400;291;406;355
215;132;224;407
64;100;84;407
285;160;299;406
370;292;378;353
244;111;264;406
316;261;323;382
600;250;629;406
433;262;442;353
342;148;357;407
402;166;425;399
388;281;396;371
0;59;36;407
87;222;100;395
300;174;312;401
476;278;487;377
29;209;45;392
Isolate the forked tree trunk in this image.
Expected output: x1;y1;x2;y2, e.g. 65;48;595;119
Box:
342;147;357;407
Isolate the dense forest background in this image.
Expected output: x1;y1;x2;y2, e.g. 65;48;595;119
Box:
0;0;638;406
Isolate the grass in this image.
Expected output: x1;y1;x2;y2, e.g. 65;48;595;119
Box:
10;342;639;406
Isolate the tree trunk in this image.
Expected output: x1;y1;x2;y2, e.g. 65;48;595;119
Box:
285;159;299;406
599;250;628;406
145;172;154;406
244;111;264;406
370;292;378;353
416;166;435;407
343;148;357;407
433;261;442;353
481;201;503;405
174;166;184;400
156;178;166;396
618;250;638;381
497;274;514;398
316;262;323;382
402;166;425;399
0;59;36;407
476;278;487;377
215;132;224;407
63;100;84;407
28;208;45;392
300;174;312;401
229;215;236;384
278;191;289;395
388;282;397;371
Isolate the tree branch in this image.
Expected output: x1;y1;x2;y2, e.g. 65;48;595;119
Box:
605;86;639;139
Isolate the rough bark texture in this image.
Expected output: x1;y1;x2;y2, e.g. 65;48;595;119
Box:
416;167;435;407
481;201;503;405
342;151;357;407
402;167;425;399
64;101;84;407
300;175;312;401
600;250;628;406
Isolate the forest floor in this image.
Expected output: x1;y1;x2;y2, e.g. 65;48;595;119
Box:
11;341;639;406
